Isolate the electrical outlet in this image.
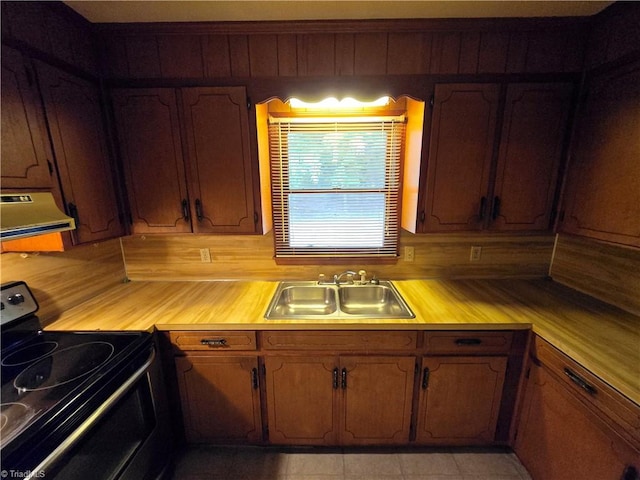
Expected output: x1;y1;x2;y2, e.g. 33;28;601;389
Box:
404;246;415;262
199;248;211;263
470;246;482;262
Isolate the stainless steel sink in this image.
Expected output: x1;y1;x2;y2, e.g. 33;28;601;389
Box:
267;284;338;317
264;281;414;319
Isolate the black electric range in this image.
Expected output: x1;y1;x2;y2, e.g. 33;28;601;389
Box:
0;281;153;474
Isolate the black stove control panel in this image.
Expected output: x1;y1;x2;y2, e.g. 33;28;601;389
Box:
0;281;39;327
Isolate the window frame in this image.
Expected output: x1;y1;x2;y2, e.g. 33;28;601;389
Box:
268;113;406;262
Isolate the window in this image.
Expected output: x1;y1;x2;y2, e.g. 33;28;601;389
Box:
268;115;406;259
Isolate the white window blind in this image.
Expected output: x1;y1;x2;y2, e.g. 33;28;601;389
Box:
268;115;406;258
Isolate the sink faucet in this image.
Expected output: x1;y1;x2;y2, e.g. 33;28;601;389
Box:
334;270;357;285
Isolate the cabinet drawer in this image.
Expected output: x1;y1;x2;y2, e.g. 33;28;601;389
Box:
260;331;417;351
533;336;640;445
424;331;513;355
170;331;256;351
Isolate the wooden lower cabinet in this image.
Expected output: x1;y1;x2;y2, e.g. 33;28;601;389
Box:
264;355;415;446
174;355;262;443
514;355;640;479
415;356;507;445
264;356;339;445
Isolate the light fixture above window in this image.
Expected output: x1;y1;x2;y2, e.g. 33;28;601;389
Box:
288;96;390;110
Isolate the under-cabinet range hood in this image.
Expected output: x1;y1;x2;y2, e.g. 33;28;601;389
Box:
0;192;75;241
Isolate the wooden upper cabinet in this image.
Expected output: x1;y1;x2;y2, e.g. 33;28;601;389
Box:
1;47;52;189
36;63;124;244
422;82;572;233
491;83;573;231
181;87;256;233
111;86;257;235
559;62;640;247
423;83;500;231
111;88;191;234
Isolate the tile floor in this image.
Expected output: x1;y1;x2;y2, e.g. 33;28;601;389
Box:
170;446;533;480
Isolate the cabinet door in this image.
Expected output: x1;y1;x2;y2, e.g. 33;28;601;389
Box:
339;356;415;445
264;356;339;445
175;355;262;443
491;83;573;231
37;63;124;244
422;84;500;231
415;356;507;445
559;62;640;247
514;362;639;480
181;87;256;233
1;47;52;189
111;88;191;233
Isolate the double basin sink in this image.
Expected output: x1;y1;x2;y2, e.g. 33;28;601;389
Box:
265;281;415;319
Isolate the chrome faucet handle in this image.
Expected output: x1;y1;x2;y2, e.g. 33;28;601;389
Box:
334;270;357;285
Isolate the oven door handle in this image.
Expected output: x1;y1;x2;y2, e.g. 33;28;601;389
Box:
29;347;156;479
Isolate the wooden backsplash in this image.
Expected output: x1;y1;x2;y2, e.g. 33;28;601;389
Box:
0;238;125;324
121;231;554;282
3;232;637;322
550;234;640;316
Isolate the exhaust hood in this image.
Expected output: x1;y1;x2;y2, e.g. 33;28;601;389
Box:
0;192;76;241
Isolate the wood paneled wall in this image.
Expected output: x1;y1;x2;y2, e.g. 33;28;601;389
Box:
1;1;98;75
97;18;588;80
585;2;640;70
550;234;640;316
121;231;554;282
0;239;126;324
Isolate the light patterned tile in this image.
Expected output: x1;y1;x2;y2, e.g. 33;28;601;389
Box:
171;445;236;477
398;452;461;475
343;453;402;476
230;449;290;478
453;452;521;477
286;452;344;475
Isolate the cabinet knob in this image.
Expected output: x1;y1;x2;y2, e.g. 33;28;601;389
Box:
181;199;189;221
252;367;259;389
422;367;430;389
479;197;487;220
68;202;80;226
195;198;204;222
492;196;501;221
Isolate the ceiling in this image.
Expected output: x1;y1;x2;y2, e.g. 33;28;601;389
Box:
63;1;614;24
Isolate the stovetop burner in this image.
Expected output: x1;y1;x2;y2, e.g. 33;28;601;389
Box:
0;402;41;447
14;341;115;392
1;341;59;366
1;280;154;473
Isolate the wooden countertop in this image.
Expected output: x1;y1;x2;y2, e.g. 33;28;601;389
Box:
44;278;640;405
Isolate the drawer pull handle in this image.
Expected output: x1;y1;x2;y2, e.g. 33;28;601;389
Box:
333;368;339;389
564;368;597;396
200;338;228;347
455;338;482;346
341;368;347;389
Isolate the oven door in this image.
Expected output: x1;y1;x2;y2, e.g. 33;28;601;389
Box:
33;346;171;480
